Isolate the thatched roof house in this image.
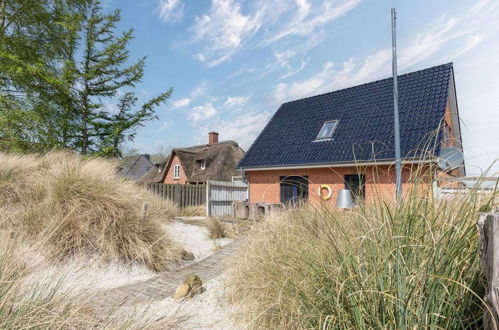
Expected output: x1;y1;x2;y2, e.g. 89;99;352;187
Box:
139;132;245;185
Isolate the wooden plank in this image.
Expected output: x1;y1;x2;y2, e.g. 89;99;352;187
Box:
438;176;498;182
193;185;196;206
174;184;182;206
208;180;248;188
478;213;499;329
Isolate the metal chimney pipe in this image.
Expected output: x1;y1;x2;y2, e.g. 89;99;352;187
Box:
391;8;402;200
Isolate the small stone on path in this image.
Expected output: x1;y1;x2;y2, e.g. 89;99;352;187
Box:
181;250;195;261
174;283;190;300
174;274;205;300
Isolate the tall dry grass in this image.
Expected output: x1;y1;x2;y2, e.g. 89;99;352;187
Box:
205;217;228;239
178;204;206;217
227;175;497;329
0;232;187;329
0;151;191;328
0;151;180;271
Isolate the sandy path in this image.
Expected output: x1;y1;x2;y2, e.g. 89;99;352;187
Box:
94;237;242;306
165;220;234;262
83;220;244;328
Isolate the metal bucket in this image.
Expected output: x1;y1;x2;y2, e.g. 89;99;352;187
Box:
336;189;353;209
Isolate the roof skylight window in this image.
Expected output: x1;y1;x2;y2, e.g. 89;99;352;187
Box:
316;120;338;140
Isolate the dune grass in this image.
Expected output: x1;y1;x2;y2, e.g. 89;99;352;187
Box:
227;176;497;329
0;151;190;328
205;217;228;239
178;205;206;217
0;231;187;329
0;151;180;271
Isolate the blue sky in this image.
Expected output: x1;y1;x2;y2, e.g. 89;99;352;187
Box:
106;0;498;175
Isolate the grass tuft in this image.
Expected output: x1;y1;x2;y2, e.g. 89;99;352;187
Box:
227;175;496;329
205;217;228;239
0;151;180;271
178;205;206;217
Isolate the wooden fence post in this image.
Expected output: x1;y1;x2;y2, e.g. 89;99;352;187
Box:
206;181;210;217
479;212;499;330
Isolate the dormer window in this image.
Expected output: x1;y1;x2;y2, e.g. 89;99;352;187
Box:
316;120;338;140
200;160;206;170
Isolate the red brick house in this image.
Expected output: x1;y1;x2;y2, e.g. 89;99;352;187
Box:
160;132;245;184
237;63;464;205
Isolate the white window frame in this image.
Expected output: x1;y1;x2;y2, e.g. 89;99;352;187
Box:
315;120;339;141
200;160;206;170
173;164;180;179
232;176;243;182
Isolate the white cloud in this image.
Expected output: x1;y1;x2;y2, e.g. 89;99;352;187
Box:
274;50;295;70
189;103;217;122
171;81;209;113
187;0;359;67
157;0;184;22
223;95;251;107
398;17;465;69
157;120;173;132
269;0;499;106
452;34;486;58
270;50;309;79
264;0;360;45
199;111;272;149
269;50;391;104
189;81;209;99
171;97;191;108
190;0;266;67
194;53;205;62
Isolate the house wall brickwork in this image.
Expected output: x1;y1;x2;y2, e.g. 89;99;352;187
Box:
163;154;187;184
246;164;430;205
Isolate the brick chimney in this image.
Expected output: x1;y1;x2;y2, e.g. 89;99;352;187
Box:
208;132;219;145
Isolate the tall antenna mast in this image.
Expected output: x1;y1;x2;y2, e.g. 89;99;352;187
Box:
391;8;402;199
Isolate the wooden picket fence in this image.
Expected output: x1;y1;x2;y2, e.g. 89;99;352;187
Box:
146;183;206;207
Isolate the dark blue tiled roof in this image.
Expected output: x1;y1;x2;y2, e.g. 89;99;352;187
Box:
238;63;453;169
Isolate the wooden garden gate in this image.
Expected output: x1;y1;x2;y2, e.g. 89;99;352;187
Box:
206;180;248;217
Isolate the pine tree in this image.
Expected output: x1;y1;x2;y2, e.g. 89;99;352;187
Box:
75;0;171;155
0;0;89;151
96;90;171;157
0;0;170;155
